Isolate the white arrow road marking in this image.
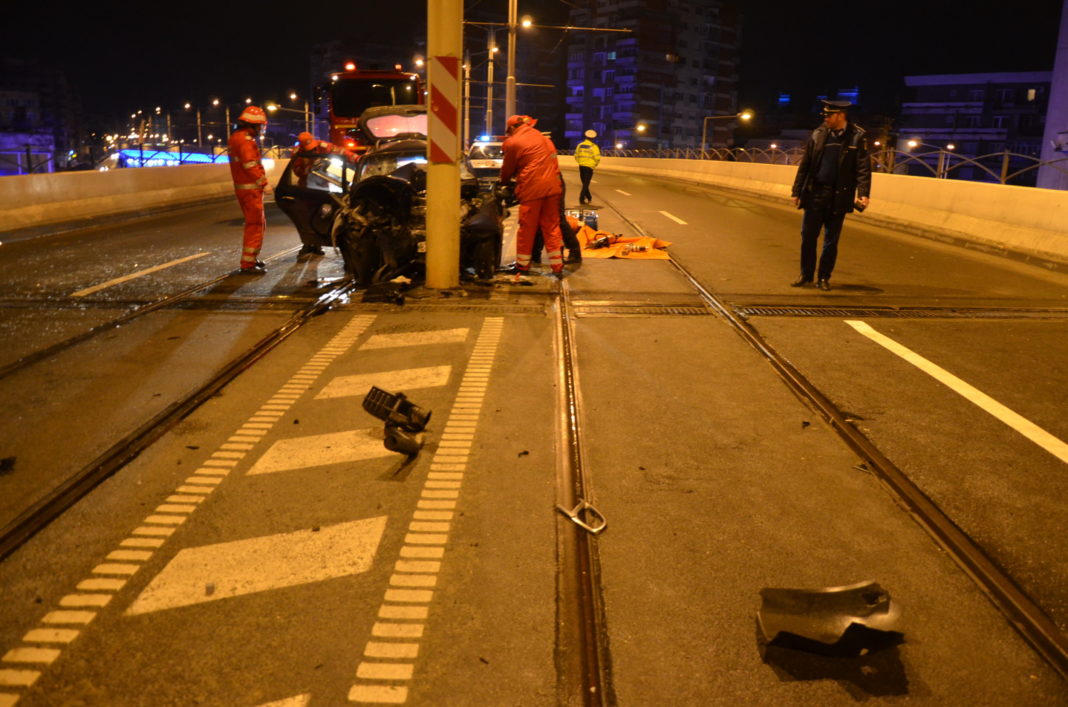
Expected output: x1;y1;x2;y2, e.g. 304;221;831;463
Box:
70;252;211;297
846;320;1068;464
247;429;392;476
127;516;387;615
316;366;452;400
361;328;469;350
659;210;688;225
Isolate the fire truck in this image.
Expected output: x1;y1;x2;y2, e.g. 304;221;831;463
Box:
318;62;424;155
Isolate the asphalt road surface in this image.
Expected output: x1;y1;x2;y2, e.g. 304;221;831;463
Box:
0;170;1066;705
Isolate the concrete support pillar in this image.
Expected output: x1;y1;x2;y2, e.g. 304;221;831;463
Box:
426;0;463;289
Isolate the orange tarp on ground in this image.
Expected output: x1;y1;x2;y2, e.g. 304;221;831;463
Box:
572;222;672;260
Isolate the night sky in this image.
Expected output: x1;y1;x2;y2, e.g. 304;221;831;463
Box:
2;0;1063;129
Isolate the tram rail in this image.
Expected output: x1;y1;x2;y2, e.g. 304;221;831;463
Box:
597;193;1068;681
0;255;355;561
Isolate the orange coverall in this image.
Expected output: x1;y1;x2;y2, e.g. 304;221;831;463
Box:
499;123;564;273
228;127;269;269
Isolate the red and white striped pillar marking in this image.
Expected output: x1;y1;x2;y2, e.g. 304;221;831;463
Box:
429;56;460;165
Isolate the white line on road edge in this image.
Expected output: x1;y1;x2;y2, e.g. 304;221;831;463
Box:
659;210;688;225
0;314;377;706
70;252;211;297
348;317;505;705
845;320;1068;465
615;189;632;196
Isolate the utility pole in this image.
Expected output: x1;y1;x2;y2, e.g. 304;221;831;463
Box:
505;0;517;120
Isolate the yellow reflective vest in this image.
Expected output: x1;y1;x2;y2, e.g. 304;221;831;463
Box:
574;139;601;168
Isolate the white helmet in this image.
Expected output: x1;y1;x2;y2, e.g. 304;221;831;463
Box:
584;129;597;139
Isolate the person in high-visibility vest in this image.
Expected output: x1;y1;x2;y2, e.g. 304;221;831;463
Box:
227;105;271;274
289;132;357;260
573;129;601;205
499;114;566;281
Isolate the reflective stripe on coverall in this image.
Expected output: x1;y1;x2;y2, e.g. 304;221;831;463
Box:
499;123;563;272
228;127;268;268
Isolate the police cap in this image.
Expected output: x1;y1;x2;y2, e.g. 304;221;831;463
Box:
820;99;853;115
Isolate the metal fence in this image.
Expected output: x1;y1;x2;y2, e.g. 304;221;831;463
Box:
561;147;1068;187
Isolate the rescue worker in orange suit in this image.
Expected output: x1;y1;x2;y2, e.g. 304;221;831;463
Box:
499;114;565;281
228;105;271;274
289;132;357;260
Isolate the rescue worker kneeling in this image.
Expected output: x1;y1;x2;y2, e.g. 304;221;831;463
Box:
499;114;566;281
290;132;357;260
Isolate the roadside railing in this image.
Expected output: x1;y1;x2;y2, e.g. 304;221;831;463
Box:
560;147;1068;187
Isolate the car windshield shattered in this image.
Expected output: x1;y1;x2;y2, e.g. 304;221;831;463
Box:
357;151;428;180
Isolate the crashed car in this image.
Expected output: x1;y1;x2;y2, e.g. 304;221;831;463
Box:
274;105;503;284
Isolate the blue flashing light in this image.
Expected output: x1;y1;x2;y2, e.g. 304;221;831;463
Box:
777;93;791;105
479;134;491;142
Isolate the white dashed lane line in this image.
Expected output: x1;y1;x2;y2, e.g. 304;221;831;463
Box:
70;252;211;297
615;189;632;196
659;210;688;225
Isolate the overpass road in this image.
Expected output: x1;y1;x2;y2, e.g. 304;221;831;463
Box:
0;169;1066;705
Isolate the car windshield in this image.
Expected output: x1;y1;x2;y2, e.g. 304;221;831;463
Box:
468;143;503;160
364;113;428;139
358;151;428;180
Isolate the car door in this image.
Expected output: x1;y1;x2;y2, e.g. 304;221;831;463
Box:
275;153;359;242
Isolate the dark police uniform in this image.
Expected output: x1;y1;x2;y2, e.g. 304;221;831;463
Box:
790;100;871;290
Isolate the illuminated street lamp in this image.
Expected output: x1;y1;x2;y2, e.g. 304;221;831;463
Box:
700;110;754;153
907;138;956;178
466;9;630;121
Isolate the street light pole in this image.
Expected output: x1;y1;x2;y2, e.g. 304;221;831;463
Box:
701;111;753;154
505;0;517;121
486;34;496;137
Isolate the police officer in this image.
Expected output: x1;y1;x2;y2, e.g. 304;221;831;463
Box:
790;100;871;290
228;105;271;274
573;129;601;205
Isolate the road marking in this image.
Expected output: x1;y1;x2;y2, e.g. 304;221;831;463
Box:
70;252;211;297
361;328;469;350
347;318;504;705
317;366;452;400
255;694;310;707
0;315;380;701
247;429;394;476
659;210;688;225
615;189;632;196
846;320;1068;465
127;516;387;615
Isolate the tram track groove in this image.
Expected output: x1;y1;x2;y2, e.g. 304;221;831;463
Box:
598;192;1068;681
553;278;617;705
0;275;355;562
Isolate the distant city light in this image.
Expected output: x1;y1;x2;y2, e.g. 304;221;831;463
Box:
345;61;357;71
908;139;919;148
946;143;956;151
521;15;533;28
770;143;778;149
615;142;623;149
739;110;753;121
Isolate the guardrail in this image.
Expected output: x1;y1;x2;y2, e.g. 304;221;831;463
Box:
559;155;1068;268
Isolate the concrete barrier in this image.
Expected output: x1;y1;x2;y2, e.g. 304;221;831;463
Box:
0;159;288;235
562;157;1068;268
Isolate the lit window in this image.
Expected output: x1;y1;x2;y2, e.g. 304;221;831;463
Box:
1027;88;1037;102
